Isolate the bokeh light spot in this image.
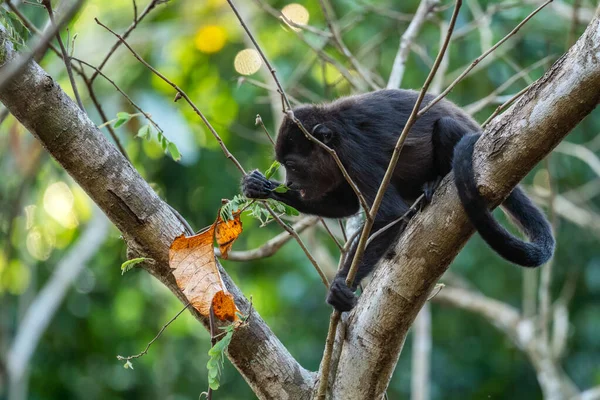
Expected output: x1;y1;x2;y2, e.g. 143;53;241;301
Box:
195;25;227;54
43;182;78;228
281;4;309;30
234;49;262;75
26;227;54;261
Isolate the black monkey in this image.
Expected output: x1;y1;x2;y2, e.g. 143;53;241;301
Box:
242;89;554;311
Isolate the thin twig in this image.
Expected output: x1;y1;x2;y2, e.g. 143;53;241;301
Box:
319;218;344;252
387;0;439;89
418;0;553;117
338;220;348;243
365;195;424;247
464;55;553;115
481;85;529;128
74;63;130;160
90;0;168;83
252;0;363;90
117;302;191;362
73;57;165;136
255;114;275;146
216;216;319;261
264;205;329;288
317;0;379;89
41;0;84;111
95;18;245;174
227;0;291;111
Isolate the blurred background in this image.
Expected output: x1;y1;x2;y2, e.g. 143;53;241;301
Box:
0;0;599;399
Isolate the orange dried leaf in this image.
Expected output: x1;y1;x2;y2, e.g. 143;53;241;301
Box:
211;290;238;322
169;227;238;318
215;212;243;259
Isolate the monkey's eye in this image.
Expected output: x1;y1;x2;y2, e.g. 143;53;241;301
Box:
285;161;297;172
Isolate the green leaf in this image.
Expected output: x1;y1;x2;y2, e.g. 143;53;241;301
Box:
160;136;168;151
273;184;289;193
113;112;132;128
206;330;234;392
264;161;280;179
167;142;181;161
121;257;152;275
283;204;299;216
136;125;151;140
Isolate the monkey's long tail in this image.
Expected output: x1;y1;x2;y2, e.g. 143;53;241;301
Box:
452;133;555;267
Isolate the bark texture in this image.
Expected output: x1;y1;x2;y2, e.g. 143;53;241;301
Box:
329;15;600;399
0;28;315;400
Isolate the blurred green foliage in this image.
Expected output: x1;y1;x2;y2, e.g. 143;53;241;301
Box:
1;0;599;399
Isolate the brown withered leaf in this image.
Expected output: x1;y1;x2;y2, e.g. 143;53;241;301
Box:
215;212;243;259
211;290;237;322
169;224;239;320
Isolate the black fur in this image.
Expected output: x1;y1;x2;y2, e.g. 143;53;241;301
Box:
241;89;555;312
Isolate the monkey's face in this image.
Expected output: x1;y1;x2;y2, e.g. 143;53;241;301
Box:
280;148;342;201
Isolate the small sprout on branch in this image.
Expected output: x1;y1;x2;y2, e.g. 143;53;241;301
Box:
113;112;133;128
123;360;134;370
121;257;153;275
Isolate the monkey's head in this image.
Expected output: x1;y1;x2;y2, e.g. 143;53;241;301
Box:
274;106;344;201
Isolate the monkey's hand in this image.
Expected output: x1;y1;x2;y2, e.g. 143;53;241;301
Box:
326;276;357;312
242;170;276;199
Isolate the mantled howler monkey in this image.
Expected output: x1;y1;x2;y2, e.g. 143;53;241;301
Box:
242;89;555;312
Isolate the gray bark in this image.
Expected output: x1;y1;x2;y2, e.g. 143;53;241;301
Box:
0;27;315;400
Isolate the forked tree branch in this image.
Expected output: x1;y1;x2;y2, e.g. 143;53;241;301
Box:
329;14;600;399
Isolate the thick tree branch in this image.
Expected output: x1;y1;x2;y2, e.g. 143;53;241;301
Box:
0;26;314;400
329;15;600;399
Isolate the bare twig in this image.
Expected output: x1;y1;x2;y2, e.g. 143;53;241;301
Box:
255;114;275;146
481;85;530;128
320;218;344;252
75;63;130;160
318;0;379;89
216;216;319;261
227;0;291;111
73;57;165;136
95;18;245;174
464;55;553;115
264;205;329;288
41;0;84;111
387;0;439;89
117;303;191;362
90;0;168;83
418;0;553;117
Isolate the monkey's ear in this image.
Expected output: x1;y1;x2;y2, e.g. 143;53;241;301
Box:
312;124;334;144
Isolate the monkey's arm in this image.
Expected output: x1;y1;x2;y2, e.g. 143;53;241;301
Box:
242;170;359;218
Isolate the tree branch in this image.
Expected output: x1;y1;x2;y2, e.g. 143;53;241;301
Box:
0;25;314;400
329;14;600;399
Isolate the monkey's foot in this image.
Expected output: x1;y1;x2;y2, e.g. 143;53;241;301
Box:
326;276;357;312
422;176;442;207
242;170;275;199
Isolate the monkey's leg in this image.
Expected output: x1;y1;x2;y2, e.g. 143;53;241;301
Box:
327;190;410;311
422;117;474;203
